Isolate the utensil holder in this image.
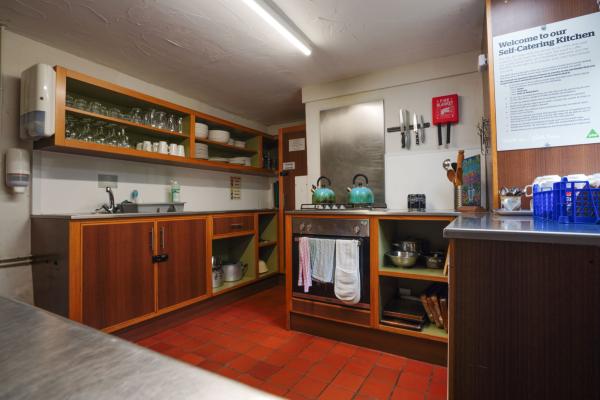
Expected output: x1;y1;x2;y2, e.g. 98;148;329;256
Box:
454;185;463;211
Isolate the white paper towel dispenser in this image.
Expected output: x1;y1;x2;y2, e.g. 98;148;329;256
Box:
20;63;55;140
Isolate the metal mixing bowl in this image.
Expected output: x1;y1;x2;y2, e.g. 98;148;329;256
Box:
386;250;419;268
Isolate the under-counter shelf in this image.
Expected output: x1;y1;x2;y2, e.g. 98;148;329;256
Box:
378;321;448;343
379;265;448;283
212;275;256;295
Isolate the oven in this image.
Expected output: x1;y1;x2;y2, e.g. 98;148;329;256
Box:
291;217;370;309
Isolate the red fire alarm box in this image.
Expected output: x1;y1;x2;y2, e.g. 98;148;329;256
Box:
432;94;459;125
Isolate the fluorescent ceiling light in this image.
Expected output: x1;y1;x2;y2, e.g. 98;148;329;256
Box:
242;0;312;56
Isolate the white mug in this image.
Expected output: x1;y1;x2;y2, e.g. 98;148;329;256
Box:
152;142;159;153
136;142;143;151
177;144;185;157
169;143;178;155
142;141;152;152
158;141;169;154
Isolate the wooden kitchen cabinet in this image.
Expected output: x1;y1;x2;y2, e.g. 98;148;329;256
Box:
157;218;208;310
81;221;155;329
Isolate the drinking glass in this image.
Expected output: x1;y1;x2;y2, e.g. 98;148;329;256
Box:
167;114;176;132
108;107;121;119
154;111;167;129
90;101;103;115
177;117;183;133
74;98;88;111
66;94;75;108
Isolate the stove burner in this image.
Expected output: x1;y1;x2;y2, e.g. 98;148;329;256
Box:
300;203;387;211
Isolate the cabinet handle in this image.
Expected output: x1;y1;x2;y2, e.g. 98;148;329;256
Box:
150;229;154;253
230;223;243;229
160;227;165;249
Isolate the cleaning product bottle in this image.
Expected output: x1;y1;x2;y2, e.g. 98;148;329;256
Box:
170;180;181;203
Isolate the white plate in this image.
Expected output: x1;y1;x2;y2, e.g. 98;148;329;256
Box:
195;123;209;138
208;130;230;143
233;140;246;148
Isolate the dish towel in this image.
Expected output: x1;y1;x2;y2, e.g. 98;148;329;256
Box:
334;239;361;305
309;238;336;283
298;237;312;293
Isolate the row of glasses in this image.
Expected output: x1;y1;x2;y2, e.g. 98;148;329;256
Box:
66;93;184;134
65;114;131;148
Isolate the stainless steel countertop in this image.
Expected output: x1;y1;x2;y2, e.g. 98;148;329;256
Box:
285;209;459;217
444;213;600;246
31;209;277;220
0;296;278;400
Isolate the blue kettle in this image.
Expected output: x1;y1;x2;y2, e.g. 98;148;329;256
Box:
347;174;374;205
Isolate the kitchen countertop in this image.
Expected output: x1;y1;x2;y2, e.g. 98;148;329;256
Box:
31;209;277;220
285;209;459;217
444;213;600;246
0;296;277;400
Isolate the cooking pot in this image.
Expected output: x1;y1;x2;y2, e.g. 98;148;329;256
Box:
222;261;248;282
311;176;336;204
347;174;374;204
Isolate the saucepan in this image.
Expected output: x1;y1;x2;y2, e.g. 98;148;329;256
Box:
222;261;248;282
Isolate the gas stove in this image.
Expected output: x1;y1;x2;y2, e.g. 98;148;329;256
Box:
299;203;387;211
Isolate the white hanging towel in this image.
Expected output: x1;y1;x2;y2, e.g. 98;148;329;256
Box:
309;238;336;283
334;239;361;305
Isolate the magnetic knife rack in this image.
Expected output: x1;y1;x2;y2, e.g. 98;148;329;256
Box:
387;122;431;133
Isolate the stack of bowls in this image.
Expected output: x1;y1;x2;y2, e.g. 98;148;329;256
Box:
234;140;246;148
208;129;230;143
229;156;251;166
195;143;208;159
195;123;209;139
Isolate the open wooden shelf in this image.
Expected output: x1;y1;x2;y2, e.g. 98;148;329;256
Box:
379;265;448;283
66;107;190;139
212;275;256;295
257;270;279;280
212;230;256;240
196;138;257;155
378;321;448;343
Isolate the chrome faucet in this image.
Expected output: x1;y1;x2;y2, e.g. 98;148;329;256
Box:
99;187;116;214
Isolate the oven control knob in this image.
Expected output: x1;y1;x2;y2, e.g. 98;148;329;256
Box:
299;223;305;232
353;225;361;235
306;224;312;232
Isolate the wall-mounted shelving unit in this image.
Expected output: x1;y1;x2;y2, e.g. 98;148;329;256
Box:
34;66;278;177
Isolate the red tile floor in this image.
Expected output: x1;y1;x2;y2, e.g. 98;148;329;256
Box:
134;285;447;400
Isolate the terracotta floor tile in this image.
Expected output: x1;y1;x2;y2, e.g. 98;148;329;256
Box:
264;350;296;367
321;353;348;370
341;359;374;377
369;365;400;383
195;342;224;357
247;361;281;381
299;348;327;363
259;381;289;397
227;338;255;354
228;354;257;373
376;353;407;371
162;346;186;358
291;376;329;399
246;344;273;360
286;357;316;375
268;369;305;387
428;381;447;398
237;373;263;387
287;391;312;400
305;362;341;383
397;371;430;392
207;348;240;364
431;366;447;384
391;387;426;400
198;360;222;373
353;348;382;364
160;332;189;347
404;359;434;377
136;337;159;347
330;342;358;357
261;335;289;349
151;329;178;341
357;377;394;399
318;384;356;400
331;371;366;393
148;342;173;353
216;366;242;380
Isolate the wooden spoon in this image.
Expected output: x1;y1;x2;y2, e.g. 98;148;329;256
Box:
447;169;456;184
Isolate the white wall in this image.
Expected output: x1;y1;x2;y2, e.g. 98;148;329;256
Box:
301;51;485;210
0;30;273;302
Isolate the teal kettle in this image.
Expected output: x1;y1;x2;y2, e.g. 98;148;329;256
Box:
347;174;374;205
311;176;336;204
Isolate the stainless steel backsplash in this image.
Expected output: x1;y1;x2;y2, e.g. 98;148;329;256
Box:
320;100;385;203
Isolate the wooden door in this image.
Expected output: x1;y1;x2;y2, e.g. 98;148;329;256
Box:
81;221;155;329
156;219;207;309
278;125;307;273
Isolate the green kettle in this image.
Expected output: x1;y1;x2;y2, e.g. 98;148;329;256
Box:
347;174;374;204
311;176;336;204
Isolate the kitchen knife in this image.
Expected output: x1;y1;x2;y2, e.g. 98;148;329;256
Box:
437;125;442;146
413;113;419;145
399;109;406;149
420;115;426;143
446;123;451;148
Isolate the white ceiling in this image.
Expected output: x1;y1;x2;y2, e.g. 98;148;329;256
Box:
0;0;484;125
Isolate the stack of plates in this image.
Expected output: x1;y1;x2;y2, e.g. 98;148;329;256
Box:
208;129;230;143
195;143;208;159
233;140;246;148
229;156;252;166
208;157;229;163
195;123;209;139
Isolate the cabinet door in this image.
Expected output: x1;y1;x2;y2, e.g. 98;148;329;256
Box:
81;222;155;329
157;219;207;309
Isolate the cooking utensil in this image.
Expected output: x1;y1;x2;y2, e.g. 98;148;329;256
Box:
222;261;248;282
347;174;375;204
399;109;407;149
212;265;224;288
311;176;336;204
442;159;452;171
393;239;423;254
456;150;464;186
447;169;456;183
413;112;419;145
386;250;419;268
446;123;451;147
425;252;445;269
420;115;426;143
259;260;268;274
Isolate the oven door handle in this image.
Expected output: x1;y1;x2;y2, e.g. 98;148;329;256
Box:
293;236;363;245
